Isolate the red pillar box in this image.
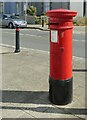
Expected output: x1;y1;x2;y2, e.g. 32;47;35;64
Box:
46;9;77;105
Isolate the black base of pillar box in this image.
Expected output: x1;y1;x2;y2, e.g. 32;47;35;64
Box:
49;77;73;105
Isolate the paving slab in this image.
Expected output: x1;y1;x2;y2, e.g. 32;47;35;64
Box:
1;103;33;118
0;45;86;119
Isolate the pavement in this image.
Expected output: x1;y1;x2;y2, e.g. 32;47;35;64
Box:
0;44;86;119
0;24;86;119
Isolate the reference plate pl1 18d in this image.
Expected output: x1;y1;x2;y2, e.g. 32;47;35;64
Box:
51;30;58;43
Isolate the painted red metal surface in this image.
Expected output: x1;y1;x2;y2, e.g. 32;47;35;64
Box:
46;9;77;18
16;28;20;31
50;29;72;80
46;9;77;80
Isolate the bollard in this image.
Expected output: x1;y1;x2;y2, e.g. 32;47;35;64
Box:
42;19;44;27
15;26;20;53
46;9;77;105
41;16;45;27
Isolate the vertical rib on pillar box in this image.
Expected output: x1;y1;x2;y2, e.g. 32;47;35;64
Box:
46;9;77;105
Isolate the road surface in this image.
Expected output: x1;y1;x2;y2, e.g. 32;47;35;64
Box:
0;28;86;58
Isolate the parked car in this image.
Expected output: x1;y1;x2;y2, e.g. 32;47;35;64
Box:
0;14;27;28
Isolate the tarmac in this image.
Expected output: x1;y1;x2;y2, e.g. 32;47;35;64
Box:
0;25;87;119
26;24;86;34
0;24;86;34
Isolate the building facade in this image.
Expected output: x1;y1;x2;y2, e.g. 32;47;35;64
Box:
70;1;87;17
0;2;24;16
27;2;70;16
0;1;87;17
0;2;3;14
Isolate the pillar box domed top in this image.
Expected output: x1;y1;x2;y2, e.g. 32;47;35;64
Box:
46;9;77;18
46;9;77;29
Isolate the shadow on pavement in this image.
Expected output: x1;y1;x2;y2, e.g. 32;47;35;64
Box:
1;106;87;115
1;90;87;115
0;52;14;54
1;90;49;104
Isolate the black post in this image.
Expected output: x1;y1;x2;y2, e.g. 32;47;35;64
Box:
42;17;44;27
42;20;44;27
15;26;20;53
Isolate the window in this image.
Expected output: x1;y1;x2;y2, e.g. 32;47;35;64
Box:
9;15;19;19
0;2;3;14
16;2;20;14
44;2;50;12
3;15;8;19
